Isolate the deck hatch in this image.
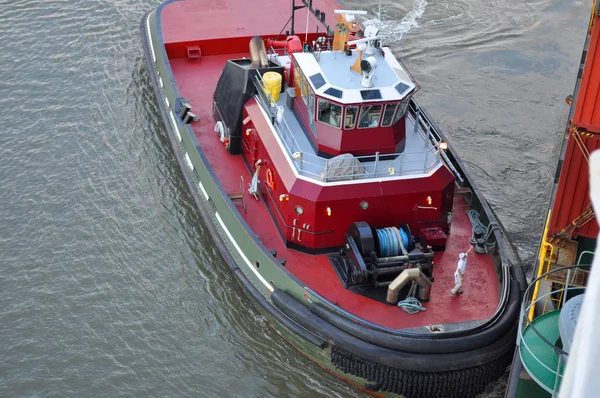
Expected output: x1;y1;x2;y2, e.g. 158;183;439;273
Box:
360;89;382;100
395;82;410;96
310;73;326;89
324;87;343;99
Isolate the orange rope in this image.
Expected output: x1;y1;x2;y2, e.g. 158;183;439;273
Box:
549;128;595;244
550;203;595;245
590;0;598;34
571;127;590;163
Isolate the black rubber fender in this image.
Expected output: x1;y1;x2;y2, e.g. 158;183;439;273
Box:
510;264;527;295
331;346;514;398
271;288;517;372
232;268;328;349
307;280;520;354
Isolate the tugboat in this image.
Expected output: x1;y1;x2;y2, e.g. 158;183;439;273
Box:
506;1;600;397
140;1;525;397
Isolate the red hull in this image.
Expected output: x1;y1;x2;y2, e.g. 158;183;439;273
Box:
169;52;498;328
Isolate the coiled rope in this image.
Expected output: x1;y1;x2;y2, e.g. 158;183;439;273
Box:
466;210;497;253
397;297;426;314
376;227;409;257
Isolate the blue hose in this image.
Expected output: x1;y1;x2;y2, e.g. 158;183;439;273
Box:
376;227;409;257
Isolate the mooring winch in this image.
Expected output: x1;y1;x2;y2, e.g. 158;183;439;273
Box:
332;221;435;302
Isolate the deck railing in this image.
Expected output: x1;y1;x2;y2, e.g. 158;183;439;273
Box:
518;264;591;395
251;73;444;182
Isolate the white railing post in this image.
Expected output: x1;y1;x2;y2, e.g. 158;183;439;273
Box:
563;269;571;307
413;110;420;135
553;354;563;397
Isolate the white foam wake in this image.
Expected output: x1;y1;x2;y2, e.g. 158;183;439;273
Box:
363;0;428;43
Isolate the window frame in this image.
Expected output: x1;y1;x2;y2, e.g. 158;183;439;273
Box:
344;106;359;130
357;104;383;129
393;98;411;125
316;98;343;129
381;103;399;127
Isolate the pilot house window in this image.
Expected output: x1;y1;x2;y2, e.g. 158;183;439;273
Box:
317;98;342;129
358;105;382;128
344;106;358;129
393;99;410;125
381;104;398;127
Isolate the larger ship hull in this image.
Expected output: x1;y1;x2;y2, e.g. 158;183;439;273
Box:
141;2;525;397
507;2;600;397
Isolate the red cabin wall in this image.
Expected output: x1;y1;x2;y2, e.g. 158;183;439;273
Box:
392;119;407;152
314;122;343;155
334;122;401;155
291;97;407;157
243;99;455;250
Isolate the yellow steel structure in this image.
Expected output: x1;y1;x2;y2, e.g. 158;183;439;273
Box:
528;210;554;321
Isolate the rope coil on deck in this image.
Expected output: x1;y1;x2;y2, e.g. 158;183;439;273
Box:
467;210;497;253
397;297;426;314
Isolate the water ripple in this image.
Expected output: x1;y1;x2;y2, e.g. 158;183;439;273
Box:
0;0;591;397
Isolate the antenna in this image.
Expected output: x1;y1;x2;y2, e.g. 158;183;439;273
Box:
332;10;363;52
333;10;368;15
348;24;381;75
347;35;382;46
348;25;380;55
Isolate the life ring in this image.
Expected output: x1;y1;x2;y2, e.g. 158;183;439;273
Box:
224;138;230;150
265;168;276;191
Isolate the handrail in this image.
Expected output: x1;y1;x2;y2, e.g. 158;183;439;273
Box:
577;250;595;265
410;106;464;183
251;74;444;182
263;185;335;235
518;264;590;392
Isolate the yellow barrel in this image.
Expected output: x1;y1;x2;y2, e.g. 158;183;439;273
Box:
263;72;282;102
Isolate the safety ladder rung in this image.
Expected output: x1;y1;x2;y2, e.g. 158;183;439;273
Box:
228;191;247;214
455;187;472;196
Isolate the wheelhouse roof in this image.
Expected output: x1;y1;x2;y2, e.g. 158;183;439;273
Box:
293;47;417;104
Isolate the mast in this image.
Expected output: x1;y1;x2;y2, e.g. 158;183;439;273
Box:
290;0;332;37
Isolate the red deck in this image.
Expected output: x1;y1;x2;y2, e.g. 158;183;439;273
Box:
161;0;340;44
161;0;342;57
162;0;499;329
